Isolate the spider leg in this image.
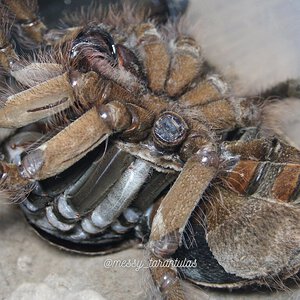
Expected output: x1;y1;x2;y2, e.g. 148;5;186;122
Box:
0;6;18;72
166;36;202;97
0;0;79;60
181;92;260;133
135;26;203;97
148;145;219;299
2;0;46;47
0;100;140;198
195;97;260;132
179;75;229;106
0;72;74;128
0;65;112;129
0;15;61;77
135;23;170;93
11;63;64;87
0;8;18;139
172;139;300;289
19;108;111;180
176;63;260;133
20;101;134;180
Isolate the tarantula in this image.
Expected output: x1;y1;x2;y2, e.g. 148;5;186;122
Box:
0;1;300;299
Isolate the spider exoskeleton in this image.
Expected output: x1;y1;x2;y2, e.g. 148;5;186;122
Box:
1;1;300;299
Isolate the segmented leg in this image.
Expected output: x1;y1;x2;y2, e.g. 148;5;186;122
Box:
135;23;259;135
0;7;18;140
0;6;18;72
20;107;111;180
165;36;202;97
148;146;219;299
3;0;46;47
0;101;131;186
135;22;203;97
179;74;229;106
194;97;260;132
0;96;156;201
135;23;170;93
163;34;259;133
0;73;74;128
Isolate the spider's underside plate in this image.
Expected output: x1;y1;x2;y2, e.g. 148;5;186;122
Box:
22;208;140;255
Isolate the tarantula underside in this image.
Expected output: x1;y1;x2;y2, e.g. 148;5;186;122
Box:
1;1;300;299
